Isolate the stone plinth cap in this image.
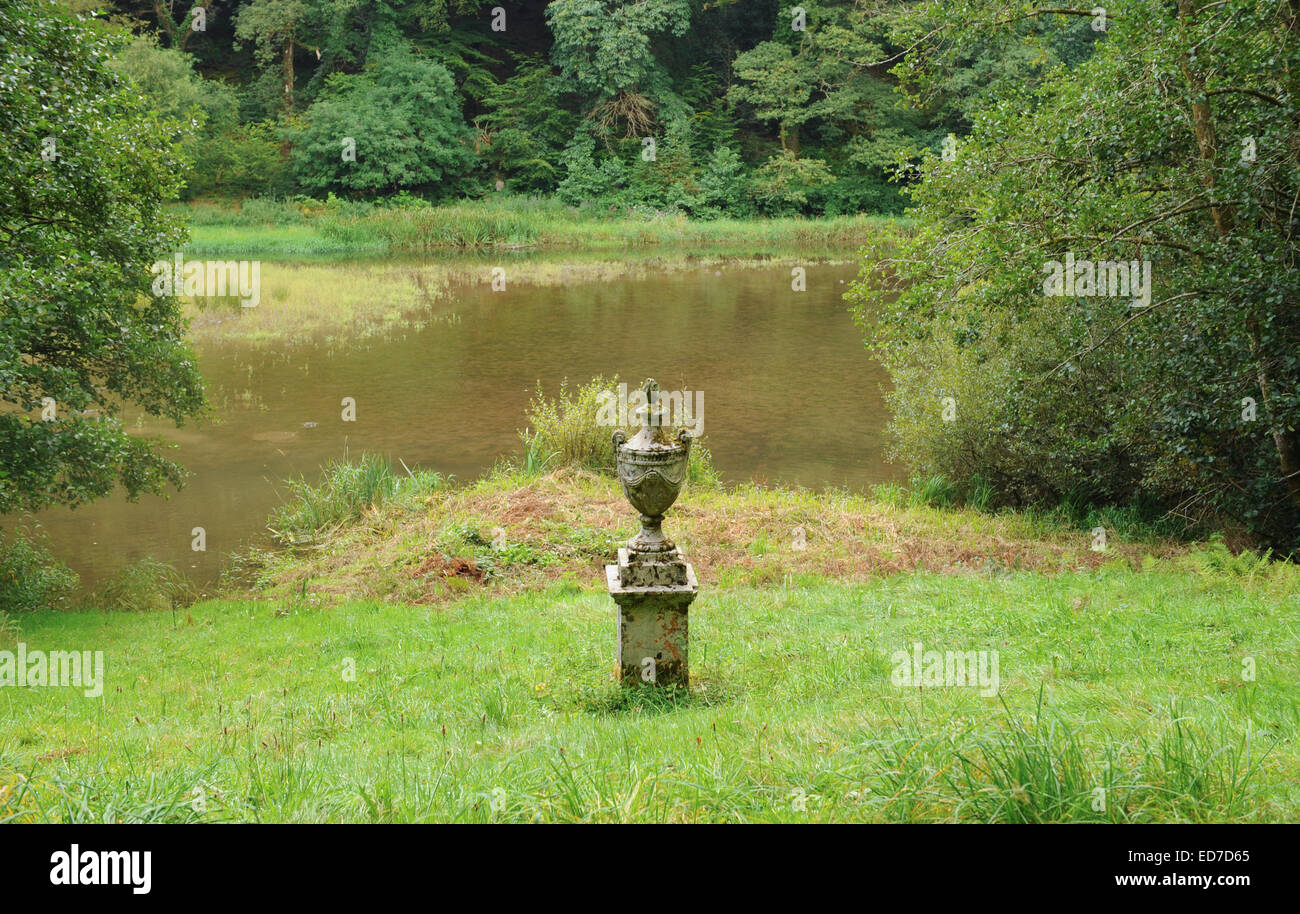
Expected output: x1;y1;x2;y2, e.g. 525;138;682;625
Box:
605;563;698;598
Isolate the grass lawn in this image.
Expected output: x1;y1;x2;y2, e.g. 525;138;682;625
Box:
2;472;1296;823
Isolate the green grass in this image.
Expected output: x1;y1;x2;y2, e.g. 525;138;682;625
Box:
268;454;446;545
2;539;1296;822
180;197;907;257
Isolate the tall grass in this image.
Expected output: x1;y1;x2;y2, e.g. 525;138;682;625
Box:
268;454;445;544
91;557;198;612
947;693;1273;823
520;376;718;485
0;611;18;647
181;196;906;256
908;474;958;508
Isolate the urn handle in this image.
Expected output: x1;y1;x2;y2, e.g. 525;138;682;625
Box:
676;426;694;457
612;428;627;452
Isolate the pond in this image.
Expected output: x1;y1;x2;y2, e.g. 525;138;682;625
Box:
13;249;897;588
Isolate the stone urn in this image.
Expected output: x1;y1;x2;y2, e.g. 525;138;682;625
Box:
606;379;699;686
612;379;694;561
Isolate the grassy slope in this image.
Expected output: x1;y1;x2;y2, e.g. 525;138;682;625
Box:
3;471;1296;823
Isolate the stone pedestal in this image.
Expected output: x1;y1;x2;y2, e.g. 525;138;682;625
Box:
606;548;698;687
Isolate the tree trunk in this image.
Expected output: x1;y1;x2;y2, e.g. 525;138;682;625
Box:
1175;0;1300;510
282;34;295;114
279;34;295;160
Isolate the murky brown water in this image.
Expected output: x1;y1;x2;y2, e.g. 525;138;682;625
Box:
11;251;896;587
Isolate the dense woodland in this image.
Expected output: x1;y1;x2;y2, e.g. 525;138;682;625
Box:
86;0;1102;214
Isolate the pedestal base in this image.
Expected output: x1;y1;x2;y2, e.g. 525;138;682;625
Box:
605;561;698;687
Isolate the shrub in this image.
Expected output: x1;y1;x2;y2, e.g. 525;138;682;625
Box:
0;528;79;612
556;134;626;207
691;146;751;219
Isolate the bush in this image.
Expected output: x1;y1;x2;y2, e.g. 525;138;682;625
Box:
0;528;79;612
556;134;626;207
691;146;751;219
748;151;836;216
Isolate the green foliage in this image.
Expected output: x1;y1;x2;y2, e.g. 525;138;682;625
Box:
556;133;626;206
546;0;692;101
850;0;1300;551
109;35;286;199
0;0;207;514
692;146;751;219
476;55;579;193
269;454;445;543
110;34;237;133
619;118;696;210
0;528;79;612
291;41;477;197
233;0;317;114
96;0;1062;218
187;121;288;199
748;150;836;216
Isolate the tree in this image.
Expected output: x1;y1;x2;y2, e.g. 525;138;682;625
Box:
727;2;922;212
235;0;316;114
692;145;750;219
108;34;283;200
290;41;477;197
850;0;1300;549
556;132;625;206
546;0;692;135
475;54;579;193
0;0;207;514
